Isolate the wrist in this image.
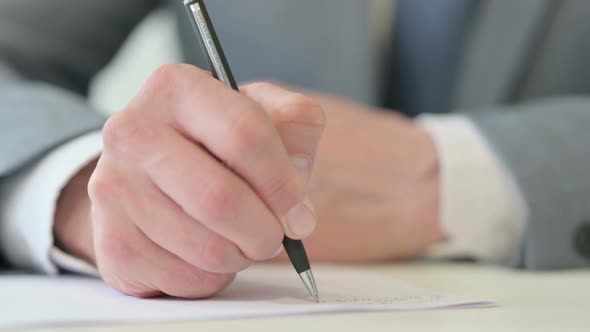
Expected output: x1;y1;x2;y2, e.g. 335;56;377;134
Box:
376;112;445;259
54;159;98;265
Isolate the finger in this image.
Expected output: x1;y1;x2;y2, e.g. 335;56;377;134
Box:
89;167;235;299
103;120;284;261
122;169;252;274
124;64;317;239
97;217;235;299
241;82;326;185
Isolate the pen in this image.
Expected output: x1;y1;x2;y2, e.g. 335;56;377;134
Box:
182;0;320;303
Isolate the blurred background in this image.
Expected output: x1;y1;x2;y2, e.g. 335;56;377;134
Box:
89;8;180;116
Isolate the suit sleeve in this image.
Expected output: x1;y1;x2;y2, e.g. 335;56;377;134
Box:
465;97;590;269
0;0;161;267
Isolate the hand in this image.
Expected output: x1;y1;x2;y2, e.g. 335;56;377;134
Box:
283;95;445;262
55;64;325;298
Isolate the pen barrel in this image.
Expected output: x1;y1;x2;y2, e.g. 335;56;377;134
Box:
283;237;312;273
182;0;239;90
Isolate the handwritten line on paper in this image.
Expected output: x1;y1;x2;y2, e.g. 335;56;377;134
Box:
328;295;444;305
0;264;494;329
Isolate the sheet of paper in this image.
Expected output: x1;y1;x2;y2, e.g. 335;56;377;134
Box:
0;264;493;329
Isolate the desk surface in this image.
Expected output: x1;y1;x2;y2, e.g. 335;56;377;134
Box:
30;262;589;332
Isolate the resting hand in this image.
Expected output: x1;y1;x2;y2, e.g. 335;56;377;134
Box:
287;95;445;262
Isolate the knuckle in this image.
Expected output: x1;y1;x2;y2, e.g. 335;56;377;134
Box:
229;111;271;157
102;112;156;157
143;64;209;98
101;113;129;151
197;237;233;272
201;177;242;224
245;81;275;92
144;64;183;93
281;93;326;127
87;173;118;205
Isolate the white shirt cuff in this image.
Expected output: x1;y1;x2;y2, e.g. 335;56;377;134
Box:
417;115;528;263
0;131;102;275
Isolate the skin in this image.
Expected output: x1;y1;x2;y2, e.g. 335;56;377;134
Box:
54;64;445;299
296;95;444;262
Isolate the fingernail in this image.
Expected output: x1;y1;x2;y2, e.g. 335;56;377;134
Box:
284;199;317;238
290;156;311;183
273;246;284;258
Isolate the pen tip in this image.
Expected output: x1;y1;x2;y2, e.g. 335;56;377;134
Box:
298;270;320;303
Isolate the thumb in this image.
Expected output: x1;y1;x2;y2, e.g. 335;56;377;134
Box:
241;82;326;185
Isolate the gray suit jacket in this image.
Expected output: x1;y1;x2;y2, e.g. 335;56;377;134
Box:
0;0;589;270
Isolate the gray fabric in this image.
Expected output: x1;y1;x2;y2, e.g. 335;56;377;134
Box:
467;98;590;269
0;83;107;175
176;0;377;104
390;0;479;115
0;62;18;82
0;0;162;174
453;0;554;109
457;0;590;269
0;0;162;94
0;0;588;270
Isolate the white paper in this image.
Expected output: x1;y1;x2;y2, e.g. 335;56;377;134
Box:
0;264;493;329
